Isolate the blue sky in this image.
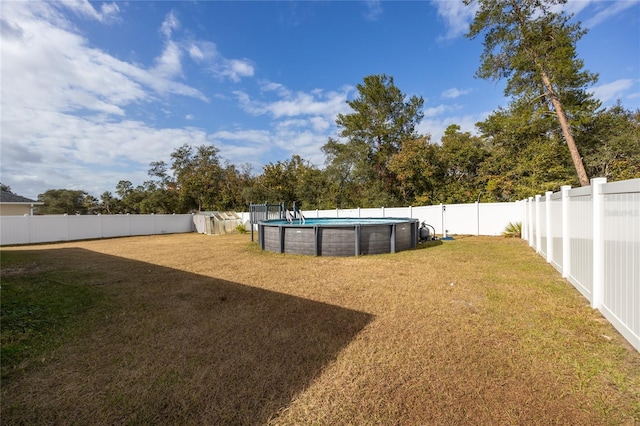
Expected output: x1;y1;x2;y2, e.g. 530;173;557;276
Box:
1;0;639;199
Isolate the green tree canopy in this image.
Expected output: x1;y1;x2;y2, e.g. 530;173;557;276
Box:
324;74;425;206
466;0;599;186
37;189;90;215
170;144;223;211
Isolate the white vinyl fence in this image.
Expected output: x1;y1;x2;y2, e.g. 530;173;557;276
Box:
521;178;640;352
0;214;195;245
239;202;523;237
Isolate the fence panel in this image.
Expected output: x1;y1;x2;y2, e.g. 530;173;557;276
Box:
0;216;30;245
550;193;563;272
129;215;155;235
601;180;640;350
68;216;103;241
539;198;548;258
0;214;194;245
529;198;538;250
30;216;69;244
567;189;593;300
479;202;522;236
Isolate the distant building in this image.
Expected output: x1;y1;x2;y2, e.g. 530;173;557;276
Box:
0;190;43;216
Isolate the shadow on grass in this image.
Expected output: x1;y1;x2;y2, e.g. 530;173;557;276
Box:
1;248;374;425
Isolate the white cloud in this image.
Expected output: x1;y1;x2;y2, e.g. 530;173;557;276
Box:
442;87;472;99
590;79;637;104
259;80;292;97
185;114;194;120
0;2;215;197
59;0;120;23
432;0;477;41
581;0;639;28
424;104;456;118
234;85;352;120
153;40;183;79
221;59;255;82
160;10;179;39
217;83;354;169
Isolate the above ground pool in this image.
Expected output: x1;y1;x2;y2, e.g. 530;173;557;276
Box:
257;217;419;256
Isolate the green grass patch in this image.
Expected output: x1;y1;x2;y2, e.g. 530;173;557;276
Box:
1;251;103;380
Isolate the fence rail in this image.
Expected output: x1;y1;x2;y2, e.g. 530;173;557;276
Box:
0;214;195;245
521;178;640;352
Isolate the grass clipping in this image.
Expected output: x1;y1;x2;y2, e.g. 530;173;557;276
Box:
1;234;639;425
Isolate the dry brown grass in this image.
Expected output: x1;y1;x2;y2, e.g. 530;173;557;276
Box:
1;234;639;425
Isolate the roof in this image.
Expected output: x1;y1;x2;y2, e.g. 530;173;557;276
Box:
0;190;42;204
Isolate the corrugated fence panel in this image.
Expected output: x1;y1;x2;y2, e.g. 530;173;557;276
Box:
601;181;640;350
568;191;593;301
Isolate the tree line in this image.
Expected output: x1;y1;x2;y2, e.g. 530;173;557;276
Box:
25;0;640;215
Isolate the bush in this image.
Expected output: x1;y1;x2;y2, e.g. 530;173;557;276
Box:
236;223;248;234
502;221;522;238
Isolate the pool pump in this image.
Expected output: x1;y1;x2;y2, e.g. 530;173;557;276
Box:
418;221;437;242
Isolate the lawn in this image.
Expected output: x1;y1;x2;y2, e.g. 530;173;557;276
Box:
1;234;639;425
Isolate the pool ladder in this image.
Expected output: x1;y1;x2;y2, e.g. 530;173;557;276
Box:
286;207;306;224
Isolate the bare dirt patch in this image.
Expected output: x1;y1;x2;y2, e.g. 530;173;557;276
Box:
1;234;639;425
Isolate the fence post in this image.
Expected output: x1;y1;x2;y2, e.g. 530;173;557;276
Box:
545;191;553;263
591;177;607;309
535;195;542;253
561;185;571;279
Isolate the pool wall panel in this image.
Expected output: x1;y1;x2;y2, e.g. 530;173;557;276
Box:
319;228;356;256
395;223;413;252
263;226;280;252
283;228;316;255
359;225;391;255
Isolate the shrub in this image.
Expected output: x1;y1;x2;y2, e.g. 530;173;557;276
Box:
502;221;522;238
236;223;248;234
